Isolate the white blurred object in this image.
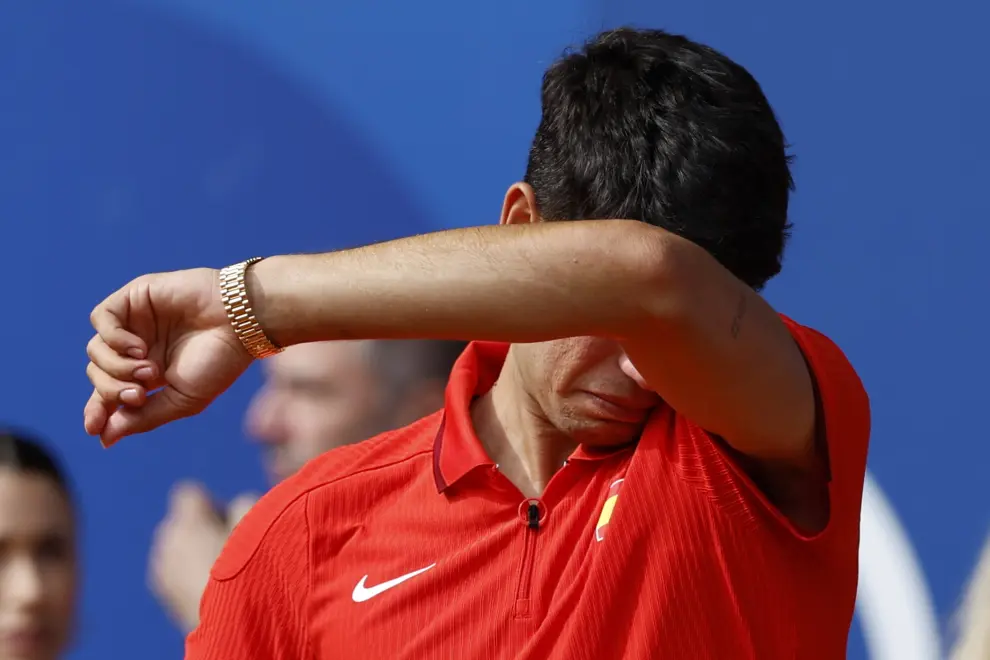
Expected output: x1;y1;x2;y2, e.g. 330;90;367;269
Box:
857;472;942;660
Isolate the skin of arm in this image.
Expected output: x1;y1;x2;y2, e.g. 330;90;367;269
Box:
246;220;815;468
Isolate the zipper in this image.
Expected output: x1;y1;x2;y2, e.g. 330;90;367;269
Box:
527;502;540;530
514;500;542;618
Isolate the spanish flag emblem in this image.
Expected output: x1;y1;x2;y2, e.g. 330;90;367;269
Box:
595;478;624;542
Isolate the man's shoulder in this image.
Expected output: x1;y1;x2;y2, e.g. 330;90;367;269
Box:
778;314;869;406
211;411;443;581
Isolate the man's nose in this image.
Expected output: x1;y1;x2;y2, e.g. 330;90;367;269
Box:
244;388;285;445
4;557;44;609
619;354;651;390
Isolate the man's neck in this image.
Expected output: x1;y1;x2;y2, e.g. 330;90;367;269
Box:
470;347;576;499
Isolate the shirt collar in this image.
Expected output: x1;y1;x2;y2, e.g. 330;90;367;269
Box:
432;342;634;494
433;342;504;493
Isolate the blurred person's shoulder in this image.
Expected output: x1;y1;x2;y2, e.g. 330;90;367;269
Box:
211;410;444;581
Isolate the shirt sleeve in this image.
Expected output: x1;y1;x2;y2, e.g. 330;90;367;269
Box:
781;315;871;537
185;492;311;660
662;315;871;541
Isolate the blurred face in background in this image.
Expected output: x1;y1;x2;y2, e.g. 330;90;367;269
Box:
245;342;389;483
0;469;76;660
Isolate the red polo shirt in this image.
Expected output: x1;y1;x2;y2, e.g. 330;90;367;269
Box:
187;318;869;659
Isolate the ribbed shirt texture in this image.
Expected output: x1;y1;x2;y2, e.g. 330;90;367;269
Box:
187;318;869;659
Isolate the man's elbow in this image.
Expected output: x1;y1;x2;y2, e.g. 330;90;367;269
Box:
617;225;710;334
583;221;723;340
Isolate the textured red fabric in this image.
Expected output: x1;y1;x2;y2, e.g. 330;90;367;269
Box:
186;317;869;659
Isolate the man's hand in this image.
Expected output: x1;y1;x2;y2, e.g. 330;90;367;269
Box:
84;268;252;447
149;482;258;633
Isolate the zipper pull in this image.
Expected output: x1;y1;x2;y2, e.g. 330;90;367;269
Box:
528;502;540;530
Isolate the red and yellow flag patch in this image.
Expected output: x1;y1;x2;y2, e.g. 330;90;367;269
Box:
595;478;624;542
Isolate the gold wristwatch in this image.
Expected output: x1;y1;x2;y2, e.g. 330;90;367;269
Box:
219;257;283;360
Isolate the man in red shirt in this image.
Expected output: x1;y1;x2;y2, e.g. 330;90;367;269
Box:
82;27;870;659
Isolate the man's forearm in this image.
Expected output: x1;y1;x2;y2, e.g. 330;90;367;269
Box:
247;220;673;348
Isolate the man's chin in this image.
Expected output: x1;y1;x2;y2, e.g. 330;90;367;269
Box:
578;392;655;424
567;418;645;449
266;461;295;485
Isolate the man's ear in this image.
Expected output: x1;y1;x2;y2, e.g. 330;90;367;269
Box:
499;182;542;226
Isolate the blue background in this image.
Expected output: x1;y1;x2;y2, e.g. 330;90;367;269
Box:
0;1;986;658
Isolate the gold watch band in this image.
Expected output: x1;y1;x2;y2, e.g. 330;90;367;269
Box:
219;257;283;360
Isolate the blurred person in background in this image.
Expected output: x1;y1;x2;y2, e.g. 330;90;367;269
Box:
951;533;990;659
148;339;464;633
0;429;77;660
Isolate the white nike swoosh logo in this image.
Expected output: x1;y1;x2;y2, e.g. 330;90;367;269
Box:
351;563;436;603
